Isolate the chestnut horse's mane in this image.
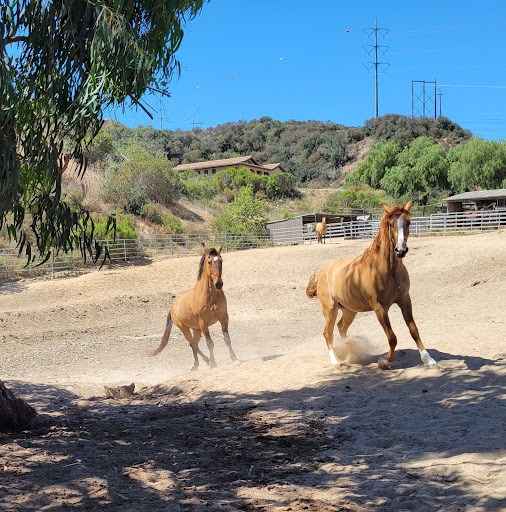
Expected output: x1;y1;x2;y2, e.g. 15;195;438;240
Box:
197;248;219;281
359;206;411;265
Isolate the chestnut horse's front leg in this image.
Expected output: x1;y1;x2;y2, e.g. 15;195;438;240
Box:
373;304;397;369
398;294;438;368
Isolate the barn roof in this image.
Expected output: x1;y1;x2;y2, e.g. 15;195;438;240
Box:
443;189;506;202
263;163;289;172
174;155;260;172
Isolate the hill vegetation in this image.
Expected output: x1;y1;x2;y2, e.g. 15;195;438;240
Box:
55;114;504;239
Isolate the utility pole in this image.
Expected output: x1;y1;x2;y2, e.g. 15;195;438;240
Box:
191;121;203;131
436;88;444;116
363;17;390;118
159;98;165;130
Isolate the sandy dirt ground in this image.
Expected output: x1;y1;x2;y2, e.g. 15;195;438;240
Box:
0;231;505;511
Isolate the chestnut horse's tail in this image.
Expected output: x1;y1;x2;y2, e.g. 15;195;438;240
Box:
306;270;320;299
151;312;173;356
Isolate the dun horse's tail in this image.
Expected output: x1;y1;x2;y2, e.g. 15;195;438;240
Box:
306;271;320;299
151;313;173;356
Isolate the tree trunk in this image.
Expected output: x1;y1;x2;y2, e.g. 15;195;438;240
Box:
0;381;36;433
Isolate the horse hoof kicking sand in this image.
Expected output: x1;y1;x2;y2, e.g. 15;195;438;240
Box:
307;201;437;370
151;244;237;371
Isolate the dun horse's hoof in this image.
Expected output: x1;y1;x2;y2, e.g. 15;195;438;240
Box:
209;361;217;369
191;366;199;372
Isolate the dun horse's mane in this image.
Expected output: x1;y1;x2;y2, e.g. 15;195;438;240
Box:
359;206;411;265
197;248;219;281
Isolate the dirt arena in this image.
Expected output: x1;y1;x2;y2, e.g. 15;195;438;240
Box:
1;231;505;511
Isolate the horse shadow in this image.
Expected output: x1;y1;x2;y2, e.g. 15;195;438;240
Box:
375;347;498;371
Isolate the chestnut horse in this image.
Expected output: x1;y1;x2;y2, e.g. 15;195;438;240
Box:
151;244;237;371
316;217;328;244
306;201;437;369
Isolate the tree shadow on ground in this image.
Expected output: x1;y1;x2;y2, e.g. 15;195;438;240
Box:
0;279;28;295
1;349;505;511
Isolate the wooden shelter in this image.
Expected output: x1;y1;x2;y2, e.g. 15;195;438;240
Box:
265;212;363;245
443;189;506;212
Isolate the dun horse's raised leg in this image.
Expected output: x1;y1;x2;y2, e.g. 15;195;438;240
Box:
398;295;438;368
199;322;217;368
180;326;209;371
373;304;397;370
322;305;340;365
220;314;237;362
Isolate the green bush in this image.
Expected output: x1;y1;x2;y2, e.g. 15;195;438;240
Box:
212;186;267;233
162;215;183;234
92;215;137;240
101;148;179;211
140;203;162;224
323;189;382;213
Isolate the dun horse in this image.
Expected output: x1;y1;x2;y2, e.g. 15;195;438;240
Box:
306;201;437;369
151;244;237;370
316;217;328;244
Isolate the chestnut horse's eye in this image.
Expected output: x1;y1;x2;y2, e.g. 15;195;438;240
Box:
389;222;394;227
208;260;212;265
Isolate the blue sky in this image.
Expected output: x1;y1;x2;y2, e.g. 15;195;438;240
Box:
108;0;506;140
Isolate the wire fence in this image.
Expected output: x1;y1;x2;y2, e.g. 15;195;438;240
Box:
1;209;504;277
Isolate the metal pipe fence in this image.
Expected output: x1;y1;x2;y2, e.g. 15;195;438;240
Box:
1;210;504;277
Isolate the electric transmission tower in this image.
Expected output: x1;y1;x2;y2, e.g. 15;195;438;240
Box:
363;17;390;118
411;80;437;118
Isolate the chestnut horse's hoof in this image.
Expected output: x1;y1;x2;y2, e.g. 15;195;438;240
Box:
378;356;391;370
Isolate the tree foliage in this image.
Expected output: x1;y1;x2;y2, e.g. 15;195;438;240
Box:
212;186;267;233
0;0;206;261
380;137;449;201
365;114;471;147
447;137;506;193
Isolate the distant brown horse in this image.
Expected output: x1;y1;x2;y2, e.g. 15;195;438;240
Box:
306;201;437;369
151;244;237;371
316;217;328;244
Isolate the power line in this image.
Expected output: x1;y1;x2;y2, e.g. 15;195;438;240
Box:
362;17;390;118
439;84;506;88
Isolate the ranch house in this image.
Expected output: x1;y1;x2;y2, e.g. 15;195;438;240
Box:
173;156;289;177
443;189;506;212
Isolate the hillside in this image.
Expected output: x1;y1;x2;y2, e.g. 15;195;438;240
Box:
96;114;471;186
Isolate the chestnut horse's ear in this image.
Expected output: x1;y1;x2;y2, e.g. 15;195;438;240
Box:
201;242;210;254
217;245;223;255
381;203;391;214
404;200;413;212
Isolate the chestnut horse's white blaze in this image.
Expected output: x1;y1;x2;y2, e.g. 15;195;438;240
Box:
396;216;405;253
306;201;437;370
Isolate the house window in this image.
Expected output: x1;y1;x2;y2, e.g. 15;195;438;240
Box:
212;169;216;174
264;172;269;176
204;169;209;175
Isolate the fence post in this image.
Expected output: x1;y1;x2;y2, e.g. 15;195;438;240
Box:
50;252;54;273
225;233;228;252
2;250;8;276
123;240;127;262
443;215;447;236
137;236;142;258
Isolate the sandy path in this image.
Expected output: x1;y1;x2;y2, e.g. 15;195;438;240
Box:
1;231;505;511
